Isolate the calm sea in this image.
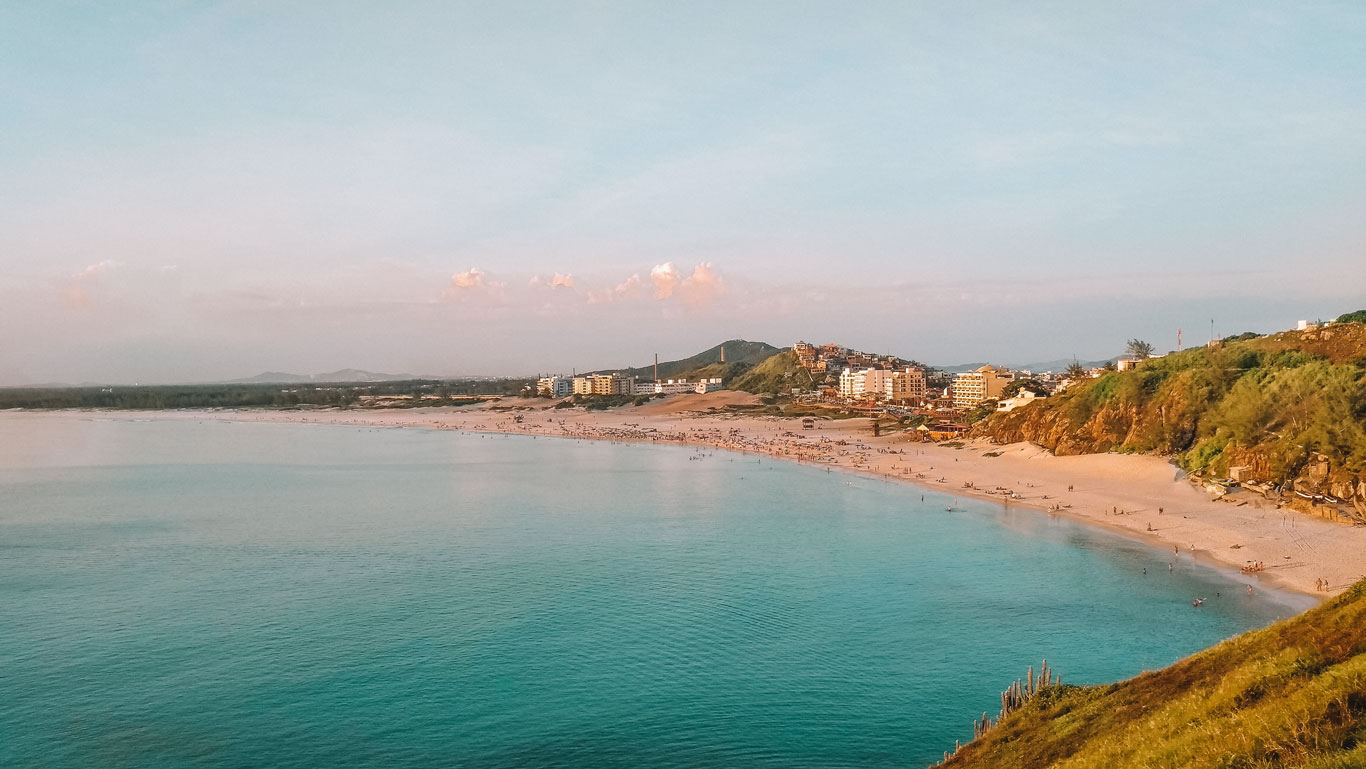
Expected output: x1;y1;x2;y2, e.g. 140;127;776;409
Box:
0;414;1310;768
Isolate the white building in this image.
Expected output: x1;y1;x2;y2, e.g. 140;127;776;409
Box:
537;376;572;398
996;390;1043;412
654;379;696;395
695;378;726;394
839;367;899;400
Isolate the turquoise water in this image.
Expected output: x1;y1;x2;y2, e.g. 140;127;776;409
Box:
0;415;1310;768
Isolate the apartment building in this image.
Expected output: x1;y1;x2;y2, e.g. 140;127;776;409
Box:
536;375;572;398
839;367;893;400
952;365;1014;410
886;367;927;403
572;373;633;396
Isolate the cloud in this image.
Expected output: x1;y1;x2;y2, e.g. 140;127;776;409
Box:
586;273;645;305
529;272;576;290
650;262;680;299
441;267;506;301
75;260;122;278
62;260;125;309
679;262;725;306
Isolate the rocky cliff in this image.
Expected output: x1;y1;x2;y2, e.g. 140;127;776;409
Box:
975;322;1366;523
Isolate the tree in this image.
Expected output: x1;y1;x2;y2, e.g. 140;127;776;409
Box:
1102;360;1118;371
1336;309;1366;324
1126;339;1155;359
1065;361;1088;380
1002;378;1047;398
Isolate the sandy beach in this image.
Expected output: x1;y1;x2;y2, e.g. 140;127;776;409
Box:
43;394;1366;598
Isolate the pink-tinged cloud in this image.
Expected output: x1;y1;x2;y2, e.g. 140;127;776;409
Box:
679;262;725;306
585;273;644;305
441;267;506;301
551;273;575;289
649;262;679;299
62;260;124;310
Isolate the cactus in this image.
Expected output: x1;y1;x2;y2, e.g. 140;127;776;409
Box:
958;660;1062;753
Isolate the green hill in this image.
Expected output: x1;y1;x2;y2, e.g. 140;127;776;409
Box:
729;349;819;394
975;320;1366;520
939;578;1366;768
598;339;781;381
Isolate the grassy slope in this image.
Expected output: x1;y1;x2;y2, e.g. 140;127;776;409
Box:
597;339;781;381
975;323;1366;483
941;579;1366;769
729;349;818;394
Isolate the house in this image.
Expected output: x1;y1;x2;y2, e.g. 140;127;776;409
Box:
996;390;1043;412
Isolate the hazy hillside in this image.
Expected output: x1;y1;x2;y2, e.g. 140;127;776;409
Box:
975;320;1366;519
599;340;781;381
939;579;1366;768
229;369;418;384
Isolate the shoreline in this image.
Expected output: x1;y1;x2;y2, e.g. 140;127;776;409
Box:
10;400;1365;599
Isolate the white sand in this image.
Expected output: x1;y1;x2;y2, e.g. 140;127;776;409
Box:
36;402;1366;598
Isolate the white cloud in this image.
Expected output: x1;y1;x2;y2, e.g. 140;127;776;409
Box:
649;262;679;299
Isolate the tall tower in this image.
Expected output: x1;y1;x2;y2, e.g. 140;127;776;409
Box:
654;353;658;383
721;345;725;364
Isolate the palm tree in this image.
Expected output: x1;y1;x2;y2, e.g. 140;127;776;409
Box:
1126;339;1155;359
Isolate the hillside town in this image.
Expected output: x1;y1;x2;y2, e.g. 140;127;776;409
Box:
532;338;1141;439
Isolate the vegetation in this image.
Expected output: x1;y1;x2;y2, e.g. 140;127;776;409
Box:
1338;309;1366;324
594;339;780;381
0;379;530;410
729;349;816;394
1001;378;1047;398
963;400;999;425
939;578;1366;768
976;324;1366;492
1125;338;1155;359
568;393;656;410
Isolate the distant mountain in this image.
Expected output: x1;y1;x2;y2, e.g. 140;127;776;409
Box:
597;339;783;380
228;369;419;384
936;357;1118;374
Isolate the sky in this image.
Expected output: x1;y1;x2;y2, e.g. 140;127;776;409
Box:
2;1;1365;384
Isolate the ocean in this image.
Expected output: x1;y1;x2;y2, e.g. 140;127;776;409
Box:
0;414;1309;768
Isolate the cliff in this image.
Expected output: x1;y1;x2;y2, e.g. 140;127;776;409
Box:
974;322;1366;522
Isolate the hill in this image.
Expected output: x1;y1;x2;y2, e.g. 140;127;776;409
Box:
974;321;1366;520
229;369;419;384
598;339;782;381
729;349;820;394
938;578;1366;768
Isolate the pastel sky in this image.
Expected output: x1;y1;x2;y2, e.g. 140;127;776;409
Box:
3;2;1365;384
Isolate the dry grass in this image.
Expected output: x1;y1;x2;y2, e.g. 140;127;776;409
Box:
939;579;1366;769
